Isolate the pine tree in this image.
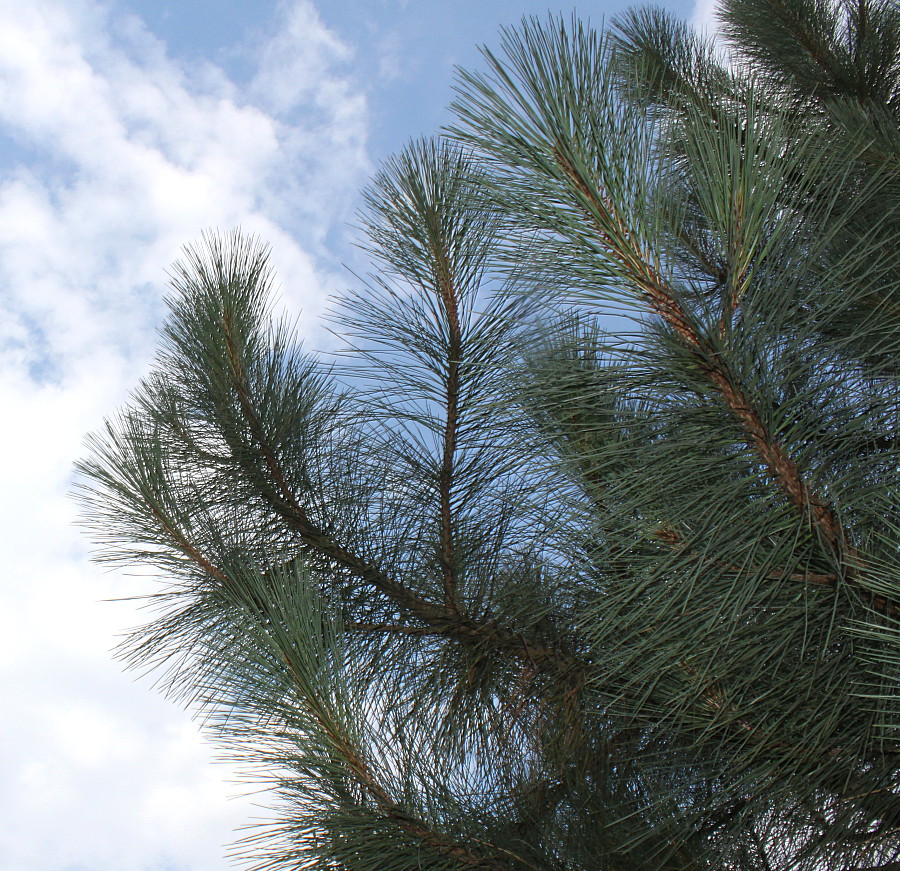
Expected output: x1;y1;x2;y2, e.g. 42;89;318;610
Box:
76;2;900;869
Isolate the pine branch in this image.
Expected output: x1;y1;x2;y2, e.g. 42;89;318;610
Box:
553;146;896;616
650;525;836;586
273;651;519;871
76;12;900;868
111;495;522;871
217;306;584;682
437;265;461;612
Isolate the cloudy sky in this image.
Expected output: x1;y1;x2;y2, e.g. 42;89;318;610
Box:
0;0;706;867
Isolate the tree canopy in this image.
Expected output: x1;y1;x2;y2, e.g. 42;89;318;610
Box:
77;1;900;869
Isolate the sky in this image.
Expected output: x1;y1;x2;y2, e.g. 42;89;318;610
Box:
0;0;710;868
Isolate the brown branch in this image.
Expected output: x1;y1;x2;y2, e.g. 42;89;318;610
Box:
146;484;893;832
221;310;301;517
436;258;462;612
652;525;837;586
134;496;513;870
209;280;897;811
127;468;516;869
149;506;231;585
218;306;583;682
553;149;897;617
275;654;516;871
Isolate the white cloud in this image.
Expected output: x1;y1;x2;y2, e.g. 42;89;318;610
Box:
0;0;369;867
691;0;721;36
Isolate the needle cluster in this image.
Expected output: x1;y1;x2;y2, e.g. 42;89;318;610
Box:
76;3;900;869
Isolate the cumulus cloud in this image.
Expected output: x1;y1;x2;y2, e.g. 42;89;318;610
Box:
0;0;369;867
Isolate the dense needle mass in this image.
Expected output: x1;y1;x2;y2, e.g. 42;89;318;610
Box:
77;2;900;869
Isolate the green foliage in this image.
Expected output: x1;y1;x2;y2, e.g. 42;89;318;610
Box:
76;3;900;869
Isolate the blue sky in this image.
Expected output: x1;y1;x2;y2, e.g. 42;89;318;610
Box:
129;0;698;154
0;0;708;868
